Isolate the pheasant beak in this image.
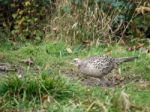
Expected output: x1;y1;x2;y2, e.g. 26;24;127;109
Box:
72;58;81;67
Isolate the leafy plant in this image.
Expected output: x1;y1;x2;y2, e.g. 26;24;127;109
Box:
0;0;52;42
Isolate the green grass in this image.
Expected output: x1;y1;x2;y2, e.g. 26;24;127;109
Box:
0;41;150;112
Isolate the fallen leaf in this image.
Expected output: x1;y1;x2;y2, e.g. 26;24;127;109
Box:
41;95;51;103
66;48;72;54
72;22;78;29
52;27;59;32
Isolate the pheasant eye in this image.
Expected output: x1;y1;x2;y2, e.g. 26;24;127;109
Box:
73;60;77;63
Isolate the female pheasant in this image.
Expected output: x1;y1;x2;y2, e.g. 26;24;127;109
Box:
72;56;138;79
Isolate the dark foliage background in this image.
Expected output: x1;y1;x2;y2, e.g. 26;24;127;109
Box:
0;0;149;43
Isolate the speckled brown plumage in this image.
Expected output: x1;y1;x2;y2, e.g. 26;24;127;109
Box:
73;56;138;79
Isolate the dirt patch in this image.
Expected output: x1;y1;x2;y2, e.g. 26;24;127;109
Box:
61;69;142;87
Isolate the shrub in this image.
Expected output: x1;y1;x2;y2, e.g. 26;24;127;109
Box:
0;0;52;42
45;0;150;44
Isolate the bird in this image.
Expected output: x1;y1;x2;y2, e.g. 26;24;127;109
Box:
72;56;138;79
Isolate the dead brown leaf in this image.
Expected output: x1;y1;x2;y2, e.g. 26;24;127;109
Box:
41;95;51;103
82;40;92;48
52;27;59;33
66;48;72;54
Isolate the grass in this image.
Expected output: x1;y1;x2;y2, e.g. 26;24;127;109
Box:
0;41;150;112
